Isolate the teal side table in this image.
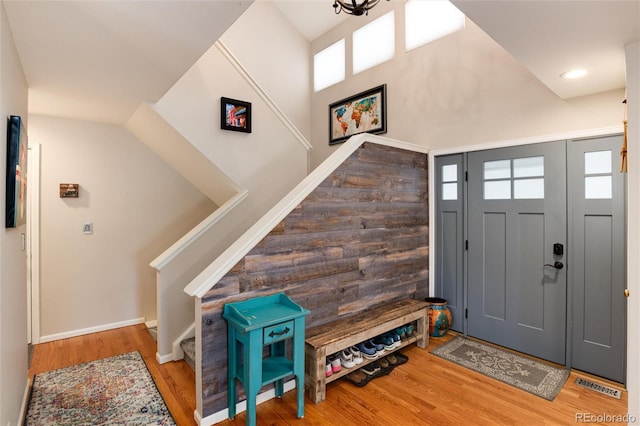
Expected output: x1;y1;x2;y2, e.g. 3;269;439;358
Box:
222;292;310;426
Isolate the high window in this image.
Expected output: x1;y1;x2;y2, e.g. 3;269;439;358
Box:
405;0;465;52
314;39;345;92
353;11;395;74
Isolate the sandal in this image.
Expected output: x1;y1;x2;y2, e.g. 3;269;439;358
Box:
344;370;369;387
386;354;398;365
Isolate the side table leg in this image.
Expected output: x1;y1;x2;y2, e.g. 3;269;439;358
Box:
227;329;237;420
245;331;262;426
293;318;305;418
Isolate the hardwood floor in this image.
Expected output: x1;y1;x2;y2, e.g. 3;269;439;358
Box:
28;325;628;425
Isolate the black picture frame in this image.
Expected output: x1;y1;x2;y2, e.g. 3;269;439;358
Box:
5;115;28;228
221;97;252;133
329;84;387;145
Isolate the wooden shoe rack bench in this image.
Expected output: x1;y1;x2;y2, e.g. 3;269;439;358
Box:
304;298;429;403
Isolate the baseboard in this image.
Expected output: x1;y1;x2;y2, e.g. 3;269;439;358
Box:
197;379;296;425
156;351;174;365
145;319;157;328
39;317;146;343
19;377;31;426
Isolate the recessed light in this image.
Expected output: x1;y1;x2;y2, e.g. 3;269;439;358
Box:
560;69;587;79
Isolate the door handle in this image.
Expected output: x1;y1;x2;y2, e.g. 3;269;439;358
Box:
544;261;564;270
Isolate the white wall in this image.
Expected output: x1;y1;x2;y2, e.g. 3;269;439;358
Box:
220;1;311;141
29;115;215;339
310;2;624;169
153;1;309;264
0;1;28;423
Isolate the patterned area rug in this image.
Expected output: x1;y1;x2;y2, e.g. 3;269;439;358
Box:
431;337;569;401
25;351;175;425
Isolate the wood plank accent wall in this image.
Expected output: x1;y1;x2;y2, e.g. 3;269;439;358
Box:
200;143;428;416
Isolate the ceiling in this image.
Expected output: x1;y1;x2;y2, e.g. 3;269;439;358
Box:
3;0;638;126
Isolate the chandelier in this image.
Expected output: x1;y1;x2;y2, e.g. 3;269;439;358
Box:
333;0;385;16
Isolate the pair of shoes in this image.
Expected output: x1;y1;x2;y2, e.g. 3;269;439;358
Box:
385;353;398;366
362;361;381;376
367;339;386;355
349;346;364;365
394;351;409;366
357;341;379;359
376;332;400;350
344;370;369;387
326;354;341;377
395;323;415;340
338;349;356;368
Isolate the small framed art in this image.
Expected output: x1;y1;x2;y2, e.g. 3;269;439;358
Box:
221;97;252;133
5;115;28;228
329;84;387;145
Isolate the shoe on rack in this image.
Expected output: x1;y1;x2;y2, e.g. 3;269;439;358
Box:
349;346;364;365
405;324;414;337
325;362;333;377
379;357;390;369
384;331;401;348
368;338;386;355
344;370;369;387
357;341;378;359
327;354;342;373
375;334;396;351
362;361;381;376
386;354;398;366
395;326;406;339
339;350;356;368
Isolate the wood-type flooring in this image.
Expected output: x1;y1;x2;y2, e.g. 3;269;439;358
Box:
28;324;628;425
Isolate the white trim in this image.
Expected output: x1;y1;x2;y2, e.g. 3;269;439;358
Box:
150;190;249;270
427;124;625;305
145;319;157;329
156;351;174;365
184;134;429;298
19;378;31;426
27;144;41;344
196;379;297;426
431;125;623;157
428;152;436;299
39;317;145;343
215;40;312;152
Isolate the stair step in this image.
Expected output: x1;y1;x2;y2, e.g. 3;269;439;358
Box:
181;337;195;371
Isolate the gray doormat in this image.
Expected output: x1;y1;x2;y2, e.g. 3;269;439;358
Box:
431;337;569;401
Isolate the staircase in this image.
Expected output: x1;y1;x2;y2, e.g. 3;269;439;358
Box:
181;337;196;371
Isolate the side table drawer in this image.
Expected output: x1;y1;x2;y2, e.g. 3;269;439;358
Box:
263;320;294;345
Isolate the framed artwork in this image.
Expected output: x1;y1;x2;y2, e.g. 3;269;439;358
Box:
221;97;252;133
5;115;28;228
60;183;79;198
329;84;387;145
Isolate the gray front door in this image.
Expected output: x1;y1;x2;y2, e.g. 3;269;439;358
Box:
467;142;567;365
568;135;626;383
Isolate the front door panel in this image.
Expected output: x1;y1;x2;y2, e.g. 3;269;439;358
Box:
467;141;567;365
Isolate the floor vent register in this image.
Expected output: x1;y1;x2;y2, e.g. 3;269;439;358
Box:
575;377;622;399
